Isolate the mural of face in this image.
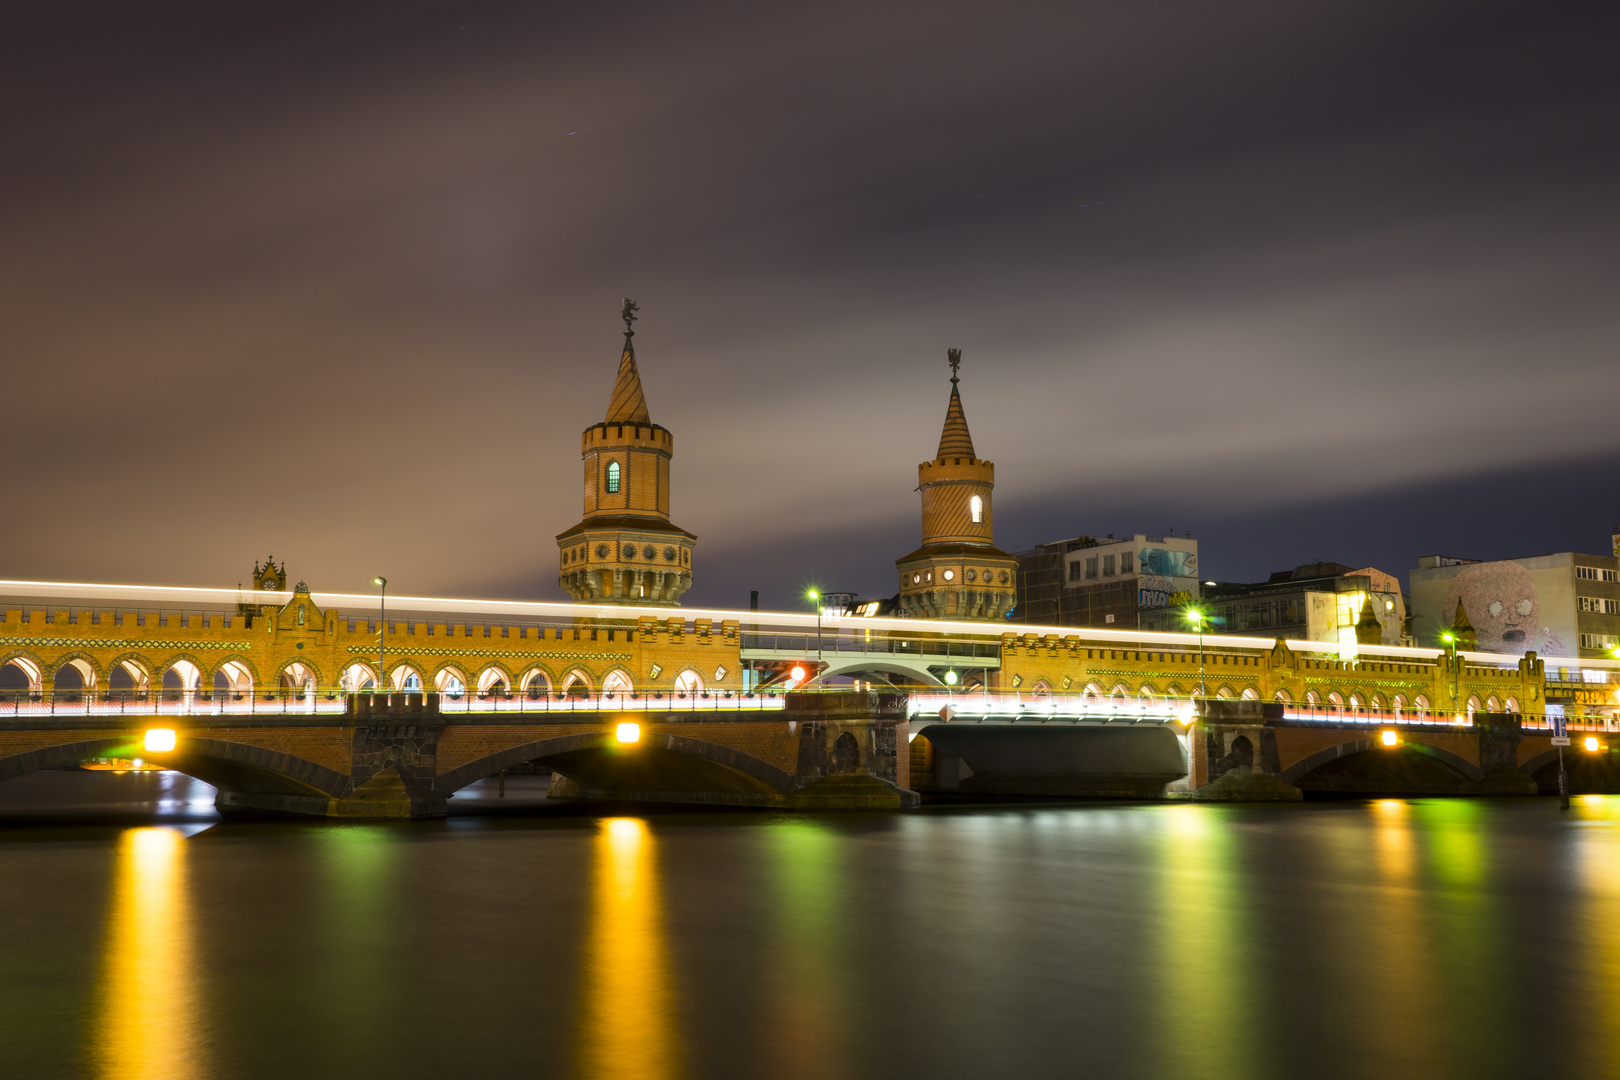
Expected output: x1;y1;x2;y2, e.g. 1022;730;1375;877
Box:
1443;562;1538;653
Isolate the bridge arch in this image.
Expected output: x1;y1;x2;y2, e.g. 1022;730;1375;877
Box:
107;654;154;693
210;657;258;695
561;669;593;697
386;662;423;692
813;656;947;688
520;667;554;697
51;654;100;692
433;731;796;798
0;653;43;693
476;664;513;695
1282;737;1484;786
0;735;348;804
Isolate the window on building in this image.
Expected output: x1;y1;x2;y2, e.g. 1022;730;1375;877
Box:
606;460;621;493
1604;569;1618;582
1068;561;1082;582
1580;634;1619;650
1121;551;1134;574
1085;557;1098;580
970;495;983;523
1102;555;1116;576
1576;566;1599;581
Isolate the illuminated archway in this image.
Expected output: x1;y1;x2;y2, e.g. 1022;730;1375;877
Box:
562;670;592;698
435;666;468;698
521;669;553;699
338;662;375;692
601;670;634;698
673;669;704;697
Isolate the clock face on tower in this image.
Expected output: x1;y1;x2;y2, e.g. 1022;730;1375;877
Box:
261;581;278;591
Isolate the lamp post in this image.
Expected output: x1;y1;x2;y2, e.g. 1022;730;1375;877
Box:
1441;632;1460;721
807;589;824;687
1186;607;1206;705
373;577;387;696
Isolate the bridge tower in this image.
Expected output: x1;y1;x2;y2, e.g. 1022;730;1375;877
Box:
896;349;1017;620
556;300;696;605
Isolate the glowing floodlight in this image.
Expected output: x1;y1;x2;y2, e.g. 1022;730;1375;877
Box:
616;722;641;744
790;665;807;682
945;670;959;685
144;728;177;754
1379;729;1399;747
1585;736;1601;753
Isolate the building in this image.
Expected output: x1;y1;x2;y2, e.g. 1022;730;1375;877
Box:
1015;533;1200;629
1410;539;1620;658
1191;562;1407;647
555;300;697;605
894;350;1018;620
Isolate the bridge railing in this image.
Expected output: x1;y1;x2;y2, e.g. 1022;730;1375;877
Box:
908;691;1183;724
0;688;798;719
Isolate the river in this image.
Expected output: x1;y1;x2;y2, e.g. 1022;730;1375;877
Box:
1;773;1616;1079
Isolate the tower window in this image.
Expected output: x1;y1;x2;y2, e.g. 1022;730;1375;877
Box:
970;495;983;523
606;460;621;493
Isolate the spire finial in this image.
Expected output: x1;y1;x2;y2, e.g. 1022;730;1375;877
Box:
948;347;961;385
622;297;639;338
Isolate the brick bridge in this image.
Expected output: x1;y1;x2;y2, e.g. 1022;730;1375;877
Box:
0;692;919;817
1183;702;1615;798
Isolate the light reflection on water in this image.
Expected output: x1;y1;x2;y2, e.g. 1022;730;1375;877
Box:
579;817;678;1080
1;795;1617;1079
94;827;204;1080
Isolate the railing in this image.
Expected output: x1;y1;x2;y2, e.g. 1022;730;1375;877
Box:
1282;706;1617;731
908;691;1183;723
0;688;792;719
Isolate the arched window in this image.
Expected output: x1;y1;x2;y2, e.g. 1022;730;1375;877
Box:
970;495;983;523
435;668;467;698
674;669;704;696
602;670;633;698
606;460;621;493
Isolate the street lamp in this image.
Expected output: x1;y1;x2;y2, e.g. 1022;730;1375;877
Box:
806;589;824;687
1186;607;1207;705
373;576;387;696
1441;632;1461;721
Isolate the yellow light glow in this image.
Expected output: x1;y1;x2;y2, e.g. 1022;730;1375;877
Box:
790;665;807;682
616;722;641;744
1380;729;1399;747
582;818;675;1079
143;728;176;754
1586;736;1602;753
95;827;202;1078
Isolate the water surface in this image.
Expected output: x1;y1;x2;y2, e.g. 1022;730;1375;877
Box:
1;779;1616;1079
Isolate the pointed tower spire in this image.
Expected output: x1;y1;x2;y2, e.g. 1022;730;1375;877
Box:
936;348;977;459
605;297;651;424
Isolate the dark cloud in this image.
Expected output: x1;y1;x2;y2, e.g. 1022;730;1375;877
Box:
1;0;1615;603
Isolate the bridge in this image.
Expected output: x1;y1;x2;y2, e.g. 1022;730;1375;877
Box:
2;576;1618;810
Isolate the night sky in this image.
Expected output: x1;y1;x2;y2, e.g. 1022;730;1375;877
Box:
4;1;1617;610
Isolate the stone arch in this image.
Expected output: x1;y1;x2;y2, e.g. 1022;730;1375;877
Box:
431;731;797;798
1414;694;1431;718
1273;688;1293;704
1304;689;1322;705
338;661;377;692
1486;694;1501;712
601;668;634;697
212;659;255;697
1082;682;1102;704
1030;679;1053;700
1506;696;1520;713
1214;685;1236;700
106;653;154;693
1241;687;1260;701
387;663;423;692
673;668;705;697
0;652;45;694
0;735;348;806
51;653;102;691
830;731;861;774
561;669;593;697
433;664;468;697
278;660;320;701
1281;737;1485;786
1109;682;1129;704
1466;695;1481;719
521;667;554;698
476;664;514;696
160;656;207;700
1327;690;1344;707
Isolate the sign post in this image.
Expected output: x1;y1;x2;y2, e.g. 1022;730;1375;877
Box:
1551;713;1570;809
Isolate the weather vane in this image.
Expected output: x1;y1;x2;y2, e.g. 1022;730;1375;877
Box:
948;347;961;384
622;297;639;336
